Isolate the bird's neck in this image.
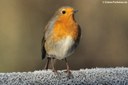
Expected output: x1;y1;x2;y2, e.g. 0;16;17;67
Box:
57;15;76;25
53;15;78;41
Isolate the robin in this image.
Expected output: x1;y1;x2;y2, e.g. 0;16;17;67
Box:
41;6;81;74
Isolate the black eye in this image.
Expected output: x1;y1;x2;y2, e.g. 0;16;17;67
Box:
62;10;66;14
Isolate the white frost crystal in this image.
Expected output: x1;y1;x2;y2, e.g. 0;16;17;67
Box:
0;67;128;85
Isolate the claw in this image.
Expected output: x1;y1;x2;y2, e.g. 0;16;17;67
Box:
64;70;71;76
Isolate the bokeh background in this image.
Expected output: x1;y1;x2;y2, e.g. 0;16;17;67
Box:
0;0;128;72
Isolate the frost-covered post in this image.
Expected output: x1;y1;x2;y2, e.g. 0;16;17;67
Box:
0;68;128;85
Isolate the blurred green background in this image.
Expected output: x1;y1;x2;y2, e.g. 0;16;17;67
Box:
0;0;128;72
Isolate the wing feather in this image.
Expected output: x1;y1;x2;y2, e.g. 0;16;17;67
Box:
41;16;58;59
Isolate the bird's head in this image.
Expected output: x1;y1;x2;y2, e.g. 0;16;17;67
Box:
58;6;78;15
54;6;78;22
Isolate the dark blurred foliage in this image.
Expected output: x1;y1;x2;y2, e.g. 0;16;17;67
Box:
0;0;128;72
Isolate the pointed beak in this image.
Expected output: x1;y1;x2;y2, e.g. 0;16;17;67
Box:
74;10;78;13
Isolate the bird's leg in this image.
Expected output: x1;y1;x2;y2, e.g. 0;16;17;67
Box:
51;58;57;73
64;58;71;74
44;57;51;70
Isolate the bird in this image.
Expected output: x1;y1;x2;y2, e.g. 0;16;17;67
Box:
41;6;81;74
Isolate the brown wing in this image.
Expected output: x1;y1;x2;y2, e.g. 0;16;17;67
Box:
75;24;81;47
41;17;57;59
77;24;81;44
41;24;50;59
41;30;46;60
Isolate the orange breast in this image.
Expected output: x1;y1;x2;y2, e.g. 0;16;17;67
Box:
52;16;78;42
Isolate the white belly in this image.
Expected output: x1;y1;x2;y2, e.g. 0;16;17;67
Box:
48;36;75;60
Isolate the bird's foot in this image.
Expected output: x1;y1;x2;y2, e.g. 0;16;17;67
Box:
44;67;48;70
64;70;71;76
52;69;58;75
